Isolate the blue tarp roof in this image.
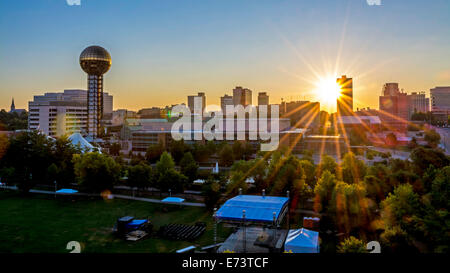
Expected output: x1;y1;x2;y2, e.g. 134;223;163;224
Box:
125;219;148;229
215;195;289;223
161;197;185;203
284;228;319;253
56;189;78;194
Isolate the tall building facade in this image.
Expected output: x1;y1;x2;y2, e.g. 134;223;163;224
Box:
79;46;112;138
408;91;429;117
187;92;206;113
233;86;252;106
430;86;450;121
220;94;233;112
28;89;113;137
258;92;269;105
336;75;353;116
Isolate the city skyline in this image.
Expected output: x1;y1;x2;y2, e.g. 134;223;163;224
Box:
1;0;450;112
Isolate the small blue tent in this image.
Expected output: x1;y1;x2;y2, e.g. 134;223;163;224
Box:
284;228;319;253
161;197;185;203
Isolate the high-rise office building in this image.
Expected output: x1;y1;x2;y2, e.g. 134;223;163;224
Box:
258;92;269;106
233;86;252;106
408;92;429;117
28;89;113;137
336;75;353;116
188;92;206;113
79;45;112;138
220;94;233;112
430;86;450;121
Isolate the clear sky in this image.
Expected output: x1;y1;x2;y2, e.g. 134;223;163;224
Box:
1;0;449;112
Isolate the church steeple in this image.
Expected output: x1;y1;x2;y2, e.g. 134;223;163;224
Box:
10;98;15;112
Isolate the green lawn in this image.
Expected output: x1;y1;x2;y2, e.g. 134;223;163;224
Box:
0;191;230;253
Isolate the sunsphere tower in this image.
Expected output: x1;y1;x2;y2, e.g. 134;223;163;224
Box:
79;46;111;138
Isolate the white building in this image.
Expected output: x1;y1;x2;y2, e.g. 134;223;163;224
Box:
431;87;450;119
28;89;113;137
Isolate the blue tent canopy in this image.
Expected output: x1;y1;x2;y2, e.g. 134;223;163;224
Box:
284;228;319;253
125;219;148;229
56;189;78;194
161;197;185;203
215;195;289;223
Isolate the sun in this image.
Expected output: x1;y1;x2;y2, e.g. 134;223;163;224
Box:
314;76;342;106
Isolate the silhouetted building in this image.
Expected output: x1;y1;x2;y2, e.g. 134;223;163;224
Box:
188;92;206;113
220;94;233;112
336;75;353;116
258;92;269;106
9;98;26;114
233;86;252;106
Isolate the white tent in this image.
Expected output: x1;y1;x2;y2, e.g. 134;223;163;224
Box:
68;133;98;153
284;228;319;253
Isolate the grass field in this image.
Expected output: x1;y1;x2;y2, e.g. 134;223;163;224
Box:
0;191;231;253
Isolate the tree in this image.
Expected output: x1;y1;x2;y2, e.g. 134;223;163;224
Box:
232;141;243;160
169;140;189;164
380;226;414;253
203;179;221;210
313;170;337;213
331;181;368;233
47;163;59;184
155;152;187;193
226;170;248;196
299;159;316;189
52;136;80;187
424;129;441;148
410;147;449;175
242;142;254;160
109;143;121;156
1;131;54;192
128;162;153;192
157;168;187;193
430;166;450;209
381;184;421;231
0;134;8;161
219;145;234;167
145;142;165;163
179;152;198;183
385;133;397;147
341;152;366;184
0;110;28;131
73;152;122;193
337;236;367;253
316;155;338;178
156;152;175;174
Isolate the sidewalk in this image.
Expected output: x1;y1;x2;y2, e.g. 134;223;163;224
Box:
3;186;205;207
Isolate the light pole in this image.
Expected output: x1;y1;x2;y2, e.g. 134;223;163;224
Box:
54;180;57;199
